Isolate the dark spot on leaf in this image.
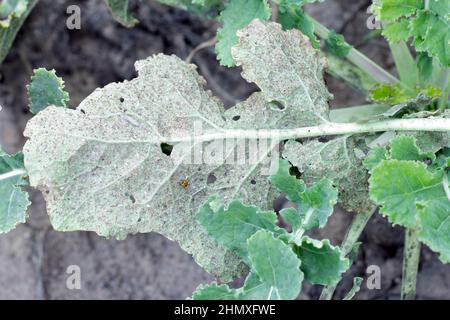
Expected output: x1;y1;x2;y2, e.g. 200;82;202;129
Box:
160;143;173;156
80;109;86;114
129;194;136;203
250;179;256;185
207;173;217;184
270;100;285;110
289;166;302;178
120;97;124;103
232;115;241;121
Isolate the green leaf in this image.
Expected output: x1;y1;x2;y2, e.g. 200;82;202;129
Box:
343;277;363;300
0;0;37;64
278;5;320;49
215;0;271;67
192;282;239;300
280;207;302;232
418;195;450;263
22;21;332;281
325;30;352;58
104;0;138;27
27;68;70;114
269;159;305;203
247;230;303;299
410;9;450;67
0;148;30;233
417;52;433;83
377;0;450;66
295;236;349;285
297;178;337;231
197;196;283;259
283;136;373;213
383;19;410;43
389;135;435;162
363;147;387;172
369;159;446;228
369;83;441;106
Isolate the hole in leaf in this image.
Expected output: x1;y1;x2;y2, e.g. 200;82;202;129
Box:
250;179;256;185
289;166;302;179
207;173;217;184
160;143;173;156
270;100;285;110
232;115;241;121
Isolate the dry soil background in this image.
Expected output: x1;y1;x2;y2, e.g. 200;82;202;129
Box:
0;0;449;299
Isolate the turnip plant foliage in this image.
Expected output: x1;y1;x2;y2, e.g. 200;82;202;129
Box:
0;0;449;300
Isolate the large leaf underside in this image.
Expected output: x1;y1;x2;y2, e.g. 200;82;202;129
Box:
23;20;330;280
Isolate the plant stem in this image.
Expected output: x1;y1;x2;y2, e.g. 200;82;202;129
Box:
308;15;399;84
0;169;27;181
401;226;421;300
320;207;376;300
161;118;450;144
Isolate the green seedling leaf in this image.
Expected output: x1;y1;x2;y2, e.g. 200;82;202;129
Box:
27;68;70;114
0;147;29;233
197;195;283;259
23;20;332;280
295;236;349;285
0;0;37;64
269;159;305;203
284;136;373;213
104;0;138;27
369;83;441;106
343;277;363;300
215;0;271;67
247;230;303;299
297;178;338;231
278;3;319;48
376;0;450;66
370;159;446;227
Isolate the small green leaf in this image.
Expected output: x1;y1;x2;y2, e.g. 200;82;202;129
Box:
269;159;305;203
383;19;410;43
295;236;349;285
247;230;303;299
389;135;435;162
418;196;450;263
363;147;387;172
297;178;338;231
369;159;445;228
0;148;29;233
343;277;363;300
379;0;423;20
197;195;282;259
325;30;352;58
104;0;138;27
215;0;271;67
278;5;320;49
27;68;70;114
